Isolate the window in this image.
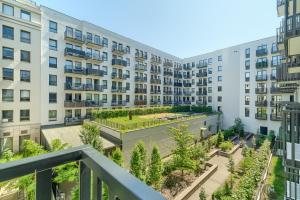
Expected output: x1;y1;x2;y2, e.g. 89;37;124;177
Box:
20;30;30;43
2;110;13;122
49;57;57;68
20;70;30;82
49;21;57;33
245;48;250;58
218;66;222;71
20;50;30;62
218;96;222;102
2;4;13;16
245;60;250;70
20;90;30;102
218;55;222;61
208;77;212;83
208;87;212;93
49;39;57;50
94;35;100;44
3;68;13;80
102;94;107;103
75;109;81;118
218;86;222;92
65;110;72;118
2;47;14;59
2;89;13;102
245;72;250;81
49;75;57;86
49;93;57;103
102;37;108;47
20;109;30;121
208;68;212;74
245;108;250;117
218;76;222;81
20;10;31;21
0;137;13;153
102;52;108;61
48;110;57;121
208;96;212;103
2;25;14;40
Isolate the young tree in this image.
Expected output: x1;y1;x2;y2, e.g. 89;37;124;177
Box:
199;187;207;200
170;124;196;177
80;122;103;152
147;146;163;189
136;141;147;178
50;138;68;152
130;146;143;181
111;147;123;167
227;155;235;187
233;118;244;138
216;131;224;147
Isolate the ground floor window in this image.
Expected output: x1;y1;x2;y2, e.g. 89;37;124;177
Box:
0;137;13;154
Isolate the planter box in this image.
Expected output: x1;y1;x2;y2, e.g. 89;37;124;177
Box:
218;144;241;158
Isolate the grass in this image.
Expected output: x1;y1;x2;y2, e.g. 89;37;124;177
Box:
267;156;285;199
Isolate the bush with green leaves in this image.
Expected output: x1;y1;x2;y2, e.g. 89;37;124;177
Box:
80;122;103;152
219;141;234;152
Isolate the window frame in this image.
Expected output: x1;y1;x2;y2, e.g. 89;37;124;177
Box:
2;25;14;40
20;10;31;21
20;90;30;102
20;50;30;62
20;30;31;43
2;47;14;60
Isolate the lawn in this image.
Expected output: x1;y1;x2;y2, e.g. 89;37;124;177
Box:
267;156;285;199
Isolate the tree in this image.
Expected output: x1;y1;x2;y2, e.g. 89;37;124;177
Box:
216;131;224;147
130;145;143;181
233;118;244;138
136;141;147;178
147;146;163;189
170;124;196;177
227;155;235;187
111;147;123;167
199;187;207;200
1;148;14;161
80;122;103;152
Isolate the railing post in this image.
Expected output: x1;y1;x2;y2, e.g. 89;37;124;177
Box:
80;161;91;200
92;172;102;200
36;168;52;200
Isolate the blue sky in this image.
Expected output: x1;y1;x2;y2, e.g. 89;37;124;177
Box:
35;0;279;58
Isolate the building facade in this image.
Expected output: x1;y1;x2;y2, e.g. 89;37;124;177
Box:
0;0;289;154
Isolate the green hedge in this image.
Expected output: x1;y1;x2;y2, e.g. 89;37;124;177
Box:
92;106;212;119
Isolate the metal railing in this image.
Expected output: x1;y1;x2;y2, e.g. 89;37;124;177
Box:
0;145;165;200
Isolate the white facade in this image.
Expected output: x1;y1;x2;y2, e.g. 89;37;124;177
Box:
0;0;290;153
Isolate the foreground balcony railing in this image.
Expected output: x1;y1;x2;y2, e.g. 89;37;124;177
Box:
0;145;165;200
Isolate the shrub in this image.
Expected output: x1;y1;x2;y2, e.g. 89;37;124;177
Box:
219;141;234;152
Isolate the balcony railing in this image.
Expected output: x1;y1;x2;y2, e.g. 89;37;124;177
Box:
183;91;192;96
196;91;207;95
0;145;164;200
196;72;207;77
174;82;183;87
270;101;280;107
65;47;86;58
255;100;268;107
111;87;127;93
64;66;104;77
150;90;161;94
150;79;161;84
196;82;207;86
150;100;161;105
150;68;161;74
277;64;300;82
256;75;268;81
111;73;129;80
163;81;173;86
256;61;269;69
151;57;162;64
134;100;147;105
112;59;127;67
163;91;173;95
64;30;85;44
64;83;104;92
135;88;147;94
256;49;268;57
174;74;183;78
135;53;147;61
135;64;147;71
163;101;173;105
135;77;147;82
255;113;268;120
183;74;191;79
183;83;192;87
197;63;208;68
163;71;173;76
174;91;182;95
270;114;282;121
255;88;268;94
196;100;207;106
163;61;173;67
86;36;104;48
111;100;127;106
112;46;129;55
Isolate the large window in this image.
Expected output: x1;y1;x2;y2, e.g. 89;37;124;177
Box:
245;48;250;58
245;60;250;70
218;55;222;61
49;57;57;68
2;110;13;122
3;68;13;80
20;70;30;82
2;47;14;59
2;89;13;102
20;10;31;21
20;30;30;43
20;90;30;102
0;137;13;153
49;39;57;50
102;37;108;47
218;76;222;82
245;72;250;81
218;66;222;71
2;4;14;16
49;93;57;103
20;50;30;62
49;74;57;86
49;21;57;33
48;110;57;121
2;25;14;40
20;109;30;121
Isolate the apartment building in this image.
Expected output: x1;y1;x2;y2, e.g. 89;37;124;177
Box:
0;0;41;153
0;0;291;154
276;0;300;199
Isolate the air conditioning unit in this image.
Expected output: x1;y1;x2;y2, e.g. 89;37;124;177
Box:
2;119;9;123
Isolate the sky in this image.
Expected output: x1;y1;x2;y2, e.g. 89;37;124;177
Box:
34;0;280;58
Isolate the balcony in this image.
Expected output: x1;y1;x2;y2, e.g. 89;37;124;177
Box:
151;57;162;64
245;89;250;93
270;101;280;107
112;59;127;67
196;91;207;95
256;49;268;57
64;47;85;58
163;81;173;86
183;66;192;70
277;63;300;82
183;74;191;79
174;82;183;87
135;53;147;61
196;82;207;86
163;71;173;76
163;91;173;95
270;113;282;121
163;101;173;105
150;90;161;94
135;76;147;83
64;83;103;92
277;0;285;17
183;91;192;96
111;87;127;93
150;79;161;84
150;100;161;105
183;101;192;105
86;68;105;77
183;83;192;87
256;75;268;81
135;63;147;71
174;73;183;78
111;100;127;106
196;100;207;106
112;46;129;55
163;61;173;67
255;100;268;107
0;145;164;200
256;61;268;69
85;36;104;48
255;113;268;120
197;63;208;68
255;87;268;94
245;100;250;105
64;66;86;75
64;30;85;44
111;73;129;80
64;100;85;108
150;68;161;74
85;100;103;107
134;100;147;105
135;88;147;94
196;72;207;77
86;53;105;63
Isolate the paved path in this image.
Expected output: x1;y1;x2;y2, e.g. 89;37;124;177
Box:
187;148;243;200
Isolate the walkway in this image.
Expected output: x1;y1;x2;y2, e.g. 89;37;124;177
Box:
187;148;243;200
